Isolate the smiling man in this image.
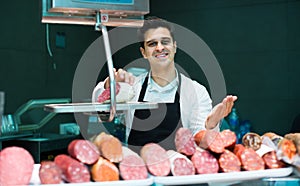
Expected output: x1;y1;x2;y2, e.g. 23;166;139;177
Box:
92;17;237;150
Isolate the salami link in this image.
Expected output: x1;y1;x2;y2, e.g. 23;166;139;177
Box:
54;154;90;183
39;161;63;184
167;150;195;176
220;129;237;149
140;143;171;176
175;127;196;156
91;156;119;182
68;139;100;165
194;130;225;153
218;149;241;173
191;147;219;174
119;155;148;180
263;151;286;169
0;146;34;185
235;147;265;171
92;132;123;163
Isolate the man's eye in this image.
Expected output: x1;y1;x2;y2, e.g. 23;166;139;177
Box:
161;40;171;45
147;42;157;47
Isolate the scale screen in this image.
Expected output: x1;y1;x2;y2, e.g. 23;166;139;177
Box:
72;0;134;5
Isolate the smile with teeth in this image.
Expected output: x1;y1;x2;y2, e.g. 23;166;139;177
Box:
155;52;168;58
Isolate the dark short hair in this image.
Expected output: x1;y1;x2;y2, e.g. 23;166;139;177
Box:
137;16;175;48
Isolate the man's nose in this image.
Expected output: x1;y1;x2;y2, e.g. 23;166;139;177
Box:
155;42;164;51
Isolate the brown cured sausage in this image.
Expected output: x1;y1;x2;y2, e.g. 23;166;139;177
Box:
285;133;300;155
191;147;219;174
218;149;241;173
119;155;148;180
68;139;100;165
140;143;171;176
0;146;34;185
234;147;265;171
262;151;286;169
54;154;90;183
91;156;119;182
92;132;123;163
242;132;262;151
194;130;225;153
174;127;196;156
167;150;195;176
220;129;237;149
39;161;63;184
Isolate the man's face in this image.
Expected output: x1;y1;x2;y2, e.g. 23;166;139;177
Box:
140;27;177;68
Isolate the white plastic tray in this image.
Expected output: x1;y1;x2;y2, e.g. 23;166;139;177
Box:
153;167;293;185
30;164;154;186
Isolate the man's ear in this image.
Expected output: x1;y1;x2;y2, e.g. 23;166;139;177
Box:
140;47;147;59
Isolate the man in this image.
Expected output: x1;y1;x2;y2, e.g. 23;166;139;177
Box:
93;17;237;149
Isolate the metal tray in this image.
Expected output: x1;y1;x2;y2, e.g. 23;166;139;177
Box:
44;102;158;113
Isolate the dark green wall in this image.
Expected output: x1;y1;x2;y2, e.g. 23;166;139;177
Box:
0;0;299;135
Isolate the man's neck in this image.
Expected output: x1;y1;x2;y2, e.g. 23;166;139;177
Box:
150;66;177;87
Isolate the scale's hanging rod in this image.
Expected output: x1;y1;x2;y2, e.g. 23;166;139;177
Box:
96;12;116;122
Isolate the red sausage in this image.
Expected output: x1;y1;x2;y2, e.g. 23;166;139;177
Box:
175;127;196;156
218;149;241;173
191;148;219;174
220;129;237;149
235;147;265;171
97;83;120;103
54;154;90;183
39;161;63;184
194;130;225;153
119;155;148;180
140;143;171;176
167;150;195;176
263;151;286;169
68;139;100;165
0;146;34;185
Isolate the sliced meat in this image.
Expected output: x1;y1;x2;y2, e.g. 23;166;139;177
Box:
140;143;170;176
263;151;286;169
119;155;148;180
91;156;119;182
218;149;241;173
39;161;63;184
285;133;300;155
194;130;225;153
235;147;265;171
167;150;195;176
97;82;120;103
0;146;34;185
175;127;196;156
92;132;123;163
68;139;100;165
277;138;297;163
191;147;219;174
54;154;90;183
220;129;237;149
242;132;262;151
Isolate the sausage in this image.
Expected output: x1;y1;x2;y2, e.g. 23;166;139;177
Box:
92;132;123;163
220;129;237;149
140;143;171;176
242;132;262;151
218;149;241;173
119;155;148;180
175;127;196;156
194;130;225;153
262;151;286;169
234;147;265;171
39;161;63;184
284;133;300;155
0;146;34;185
91;156;119;182
54;154;90;183
191;147;219;174
167;150;195;176
68;139;100;165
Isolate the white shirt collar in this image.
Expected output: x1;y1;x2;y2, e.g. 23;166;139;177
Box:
147;69;179;93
